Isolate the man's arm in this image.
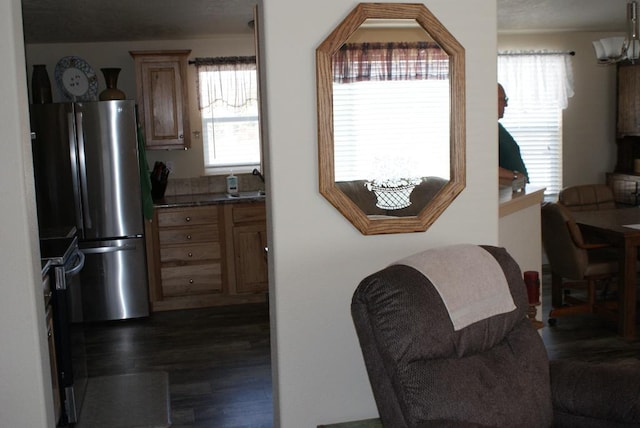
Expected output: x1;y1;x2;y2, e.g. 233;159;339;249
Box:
499;166;526;181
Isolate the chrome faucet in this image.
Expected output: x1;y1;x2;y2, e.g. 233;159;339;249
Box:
252;168;265;183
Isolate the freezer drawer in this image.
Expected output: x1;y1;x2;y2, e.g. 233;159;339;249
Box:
77;238;149;322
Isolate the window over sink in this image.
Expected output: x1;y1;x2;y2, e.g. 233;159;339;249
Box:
195;56;261;175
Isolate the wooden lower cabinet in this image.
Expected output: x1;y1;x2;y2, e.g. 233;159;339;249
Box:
46;306;61;424
225;203;269;295
147;202;267;311
42;270;61;425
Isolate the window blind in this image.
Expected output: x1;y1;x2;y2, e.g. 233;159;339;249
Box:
498;51;574;197
333;79;450;182
196;59;260;174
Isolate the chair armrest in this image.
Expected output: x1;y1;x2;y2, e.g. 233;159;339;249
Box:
566;221;610;250
550;359;640;424
581;243;611;250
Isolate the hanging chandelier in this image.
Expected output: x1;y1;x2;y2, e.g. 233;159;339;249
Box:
593;1;640;64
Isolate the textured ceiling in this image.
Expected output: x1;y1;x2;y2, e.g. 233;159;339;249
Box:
497;0;630;33
21;0;258;43
21;0;632;44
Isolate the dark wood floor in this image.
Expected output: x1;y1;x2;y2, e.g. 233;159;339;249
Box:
540;268;640;363
77;269;640;428
81;302;273;428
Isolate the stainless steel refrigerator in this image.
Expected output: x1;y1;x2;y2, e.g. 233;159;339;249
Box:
31;100;149;322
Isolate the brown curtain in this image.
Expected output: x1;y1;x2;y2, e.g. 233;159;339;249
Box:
332;42;449;83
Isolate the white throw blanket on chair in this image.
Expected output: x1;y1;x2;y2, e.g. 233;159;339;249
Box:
393;244;516;330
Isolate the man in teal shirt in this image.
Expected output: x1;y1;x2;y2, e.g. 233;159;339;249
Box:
498;83;528;182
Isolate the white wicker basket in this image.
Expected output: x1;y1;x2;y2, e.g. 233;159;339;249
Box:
370;184;416;210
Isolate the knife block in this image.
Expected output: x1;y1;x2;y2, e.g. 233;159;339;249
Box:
151;178;167;201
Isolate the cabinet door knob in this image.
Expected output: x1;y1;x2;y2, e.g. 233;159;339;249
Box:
188;252;193;257
189;279;194;284
185;216;191;222
186;235;192;240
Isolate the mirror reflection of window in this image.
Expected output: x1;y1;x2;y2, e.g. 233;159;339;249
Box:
332;43;450;182
332;39;450;213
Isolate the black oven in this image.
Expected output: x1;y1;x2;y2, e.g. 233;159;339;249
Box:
40;235;87;426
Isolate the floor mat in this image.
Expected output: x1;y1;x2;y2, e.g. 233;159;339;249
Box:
76;371;171;428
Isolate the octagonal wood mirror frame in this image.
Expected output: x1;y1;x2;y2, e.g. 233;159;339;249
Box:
316;3;466;235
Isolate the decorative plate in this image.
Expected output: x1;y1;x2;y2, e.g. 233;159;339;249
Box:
54;56;98;101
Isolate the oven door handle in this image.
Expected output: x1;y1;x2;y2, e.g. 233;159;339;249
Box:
65;250;85;277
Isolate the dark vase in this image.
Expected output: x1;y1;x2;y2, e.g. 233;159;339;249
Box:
31;64;52;104
99;68;126;101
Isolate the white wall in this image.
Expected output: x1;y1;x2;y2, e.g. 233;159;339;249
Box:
261;0;498;425
5;1;620;426
498;32;619;188
499;201;543;319
4;0;569;426
0;0;55;426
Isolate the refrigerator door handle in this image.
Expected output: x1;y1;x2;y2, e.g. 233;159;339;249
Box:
82;243;138;254
68;111;84;234
75;111;92;230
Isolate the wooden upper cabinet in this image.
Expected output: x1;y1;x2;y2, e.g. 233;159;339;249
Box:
130;50;191;150
617;62;640;137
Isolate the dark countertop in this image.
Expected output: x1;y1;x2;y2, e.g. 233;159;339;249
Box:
153;191;266;208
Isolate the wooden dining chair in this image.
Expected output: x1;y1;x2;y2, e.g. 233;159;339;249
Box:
558;184;623;296
557;184;616;212
540;202;619;325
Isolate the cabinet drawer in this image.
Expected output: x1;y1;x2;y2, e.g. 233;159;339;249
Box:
160;242;221;264
232;204;266;224
161;263;222;296
159;225;219;245
158;206;218;227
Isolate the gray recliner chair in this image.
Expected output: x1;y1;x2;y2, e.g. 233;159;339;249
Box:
351;244;640;427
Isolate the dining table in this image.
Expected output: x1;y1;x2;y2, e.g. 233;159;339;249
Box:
572;207;640;340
